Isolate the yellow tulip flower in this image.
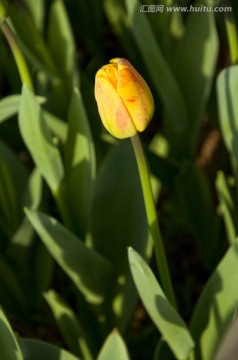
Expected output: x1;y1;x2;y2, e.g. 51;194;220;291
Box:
95;58;154;139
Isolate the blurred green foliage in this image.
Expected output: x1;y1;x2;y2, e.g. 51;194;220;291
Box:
0;0;238;359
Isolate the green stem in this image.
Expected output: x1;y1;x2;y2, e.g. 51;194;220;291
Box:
131;133;176;308
1;20;33;90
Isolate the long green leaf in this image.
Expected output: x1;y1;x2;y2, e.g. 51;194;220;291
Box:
0;95;45;123
9;3;56;75
0;95;22;123
190;239;238;360
216;171;238;245
90;140;152;331
21;168;43;212
147;149;179;192
230;0;238;32
217;65;238;165
7;168;53;310
0;170;43;315
44;289;94;360
24;0;45;31
19;339;81;360
141;0;175;57
19;85;64;195
59;87;96;238
47;0;78;94
128;247;194;360
25;208;111;304
44;110;67;143
174;162;214;267
0;140;28;235
0;257;29;318
0;307;24;360
173;0;218;157
97;330;130;360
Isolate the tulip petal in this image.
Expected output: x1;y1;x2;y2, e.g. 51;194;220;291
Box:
110;58;154;132
95;69;137;139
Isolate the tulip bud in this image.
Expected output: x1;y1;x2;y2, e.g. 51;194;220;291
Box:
95;58;154;139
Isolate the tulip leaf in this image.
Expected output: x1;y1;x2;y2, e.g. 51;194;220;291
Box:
0;167;51;317
0;95;22;123
140;0;175;57
22;168;43;212
9;3;56;75
128;247;194;360
66;1;103;55
44;290;94;360
0;139;28;236
125;0;189;158
97;330;130;360
190;239;238;360
225;4;238;64
90;140;152;330
147;150;179;192
47;0;77;94
217;65;238;169
24;0;45;31
18;85;64;195
230;0;238;32
26;233;53;308
174;161;214;268
19;339;81;360
173;0;218;158
59;87;96;238
103;0;141;62
231;0;238;28
0;95;45;124
25;208;111;304
0;257;29;319
216;171;238;245
44;110;67;143
0;307;24;360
